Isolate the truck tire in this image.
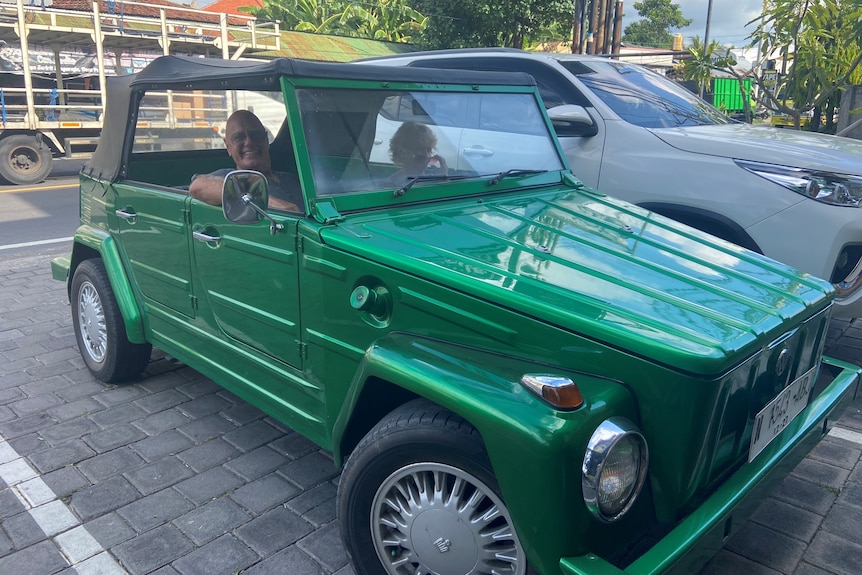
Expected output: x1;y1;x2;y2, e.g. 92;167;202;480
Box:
0;134;53;185
338;399;529;575
71;259;152;383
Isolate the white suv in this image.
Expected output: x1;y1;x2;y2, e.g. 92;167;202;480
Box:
357;48;862;318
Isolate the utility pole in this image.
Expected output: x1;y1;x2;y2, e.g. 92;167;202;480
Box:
703;0;714;49
595;0;607;57
603;0;615;54
700;0;715;97
588;0;600;54
612;1;624;57
571;0;587;53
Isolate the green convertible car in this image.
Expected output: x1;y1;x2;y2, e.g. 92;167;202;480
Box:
53;55;859;575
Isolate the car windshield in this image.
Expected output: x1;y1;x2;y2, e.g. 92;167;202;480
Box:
297;87;565;196
559;60;731;128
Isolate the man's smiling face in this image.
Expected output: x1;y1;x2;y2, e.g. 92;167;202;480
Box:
224;110;271;174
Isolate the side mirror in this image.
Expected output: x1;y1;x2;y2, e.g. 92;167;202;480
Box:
222;170;283;235
548;104;598;137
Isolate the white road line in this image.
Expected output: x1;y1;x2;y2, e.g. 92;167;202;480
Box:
0;237;73;251
829;426;862;446
0;438;127;574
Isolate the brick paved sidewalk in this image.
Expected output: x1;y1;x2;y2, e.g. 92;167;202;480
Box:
1;247;860;575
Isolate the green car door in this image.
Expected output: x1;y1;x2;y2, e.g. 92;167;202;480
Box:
188;200;303;367
111;182;195;319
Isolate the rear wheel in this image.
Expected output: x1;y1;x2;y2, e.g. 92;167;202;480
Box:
338;399;528;575
71;259;151;383
0;134;53;185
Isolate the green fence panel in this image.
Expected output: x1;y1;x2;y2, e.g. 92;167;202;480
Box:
713;78;752;112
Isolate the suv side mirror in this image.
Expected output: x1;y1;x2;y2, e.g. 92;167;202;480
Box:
548;104;598;137
223;170;284;235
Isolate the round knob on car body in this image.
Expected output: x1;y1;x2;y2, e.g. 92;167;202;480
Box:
350;286;378;312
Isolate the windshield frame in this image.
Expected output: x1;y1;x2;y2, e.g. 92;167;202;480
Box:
282;76;568;212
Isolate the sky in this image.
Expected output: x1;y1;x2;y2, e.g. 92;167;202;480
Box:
627;0;767;48
190;0;765;49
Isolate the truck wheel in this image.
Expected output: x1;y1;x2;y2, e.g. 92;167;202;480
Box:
0;134;53;185
338;399;528;575
71;259;152;383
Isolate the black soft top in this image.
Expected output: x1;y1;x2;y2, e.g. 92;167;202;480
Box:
131;54;536;88
85;55;536;182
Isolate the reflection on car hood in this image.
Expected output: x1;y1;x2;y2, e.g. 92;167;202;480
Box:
322;189;833;376
649;124;862;174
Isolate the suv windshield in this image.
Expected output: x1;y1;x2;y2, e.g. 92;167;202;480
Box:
298;87;564;196
560;60;730;128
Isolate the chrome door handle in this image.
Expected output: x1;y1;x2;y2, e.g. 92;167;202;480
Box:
115;209;136;221
193;230;220;242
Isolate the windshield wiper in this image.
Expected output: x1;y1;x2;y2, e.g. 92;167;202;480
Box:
393;174;462;197
488;169;548;186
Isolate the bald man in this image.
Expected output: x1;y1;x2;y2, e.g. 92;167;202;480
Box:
190;110;301;212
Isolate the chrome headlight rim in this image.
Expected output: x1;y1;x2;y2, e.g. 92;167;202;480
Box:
582;417;649;523
735;159;862;208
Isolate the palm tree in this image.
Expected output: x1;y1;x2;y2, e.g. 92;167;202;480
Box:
679;35;753;123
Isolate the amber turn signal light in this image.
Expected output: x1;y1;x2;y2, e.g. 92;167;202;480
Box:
520;374;584;410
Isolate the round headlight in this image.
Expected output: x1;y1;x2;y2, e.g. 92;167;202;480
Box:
582;417;649;522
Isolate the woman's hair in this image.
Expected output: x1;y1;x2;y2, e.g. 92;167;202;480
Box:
389;121;437;165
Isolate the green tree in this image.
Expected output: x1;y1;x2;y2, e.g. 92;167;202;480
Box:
409;0;573;49
750;0;862;131
243;0;426;42
623;0;692;48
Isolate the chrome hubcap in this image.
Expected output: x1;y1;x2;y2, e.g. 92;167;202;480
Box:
371;462;525;575
77;281;106;363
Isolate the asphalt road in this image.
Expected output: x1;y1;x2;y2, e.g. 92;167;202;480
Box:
0;159;83;253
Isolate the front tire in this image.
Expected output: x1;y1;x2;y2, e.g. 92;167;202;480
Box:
338;399;528;575
71;259;151;383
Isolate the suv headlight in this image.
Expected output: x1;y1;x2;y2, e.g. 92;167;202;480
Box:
582;417;649;523
735;159;862;207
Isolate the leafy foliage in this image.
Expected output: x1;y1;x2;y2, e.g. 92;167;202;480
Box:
408;0;573;49
678;36;754;122
242;0;426;43
750;0;862;131
623;0;692;48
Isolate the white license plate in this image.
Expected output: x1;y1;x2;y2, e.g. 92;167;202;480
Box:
748;366;816;462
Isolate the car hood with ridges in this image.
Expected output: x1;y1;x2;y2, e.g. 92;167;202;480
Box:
320;187;834;376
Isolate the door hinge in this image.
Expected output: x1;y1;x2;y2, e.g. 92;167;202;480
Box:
295;236;304;252
298;341;307;359
312;199;344;224
189;295;198;309
182;209;191;225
